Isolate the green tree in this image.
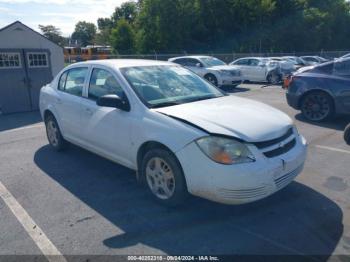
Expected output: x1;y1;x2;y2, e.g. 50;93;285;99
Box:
39;25;66;46
110;19;135;54
72;21;97;46
112;1;139;24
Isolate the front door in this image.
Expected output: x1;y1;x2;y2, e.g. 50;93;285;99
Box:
80;66;133;167
0;49;31;114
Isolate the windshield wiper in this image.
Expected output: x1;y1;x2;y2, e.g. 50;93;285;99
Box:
149;101;180;108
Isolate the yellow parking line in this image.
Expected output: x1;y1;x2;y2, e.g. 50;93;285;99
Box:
0;181;67;262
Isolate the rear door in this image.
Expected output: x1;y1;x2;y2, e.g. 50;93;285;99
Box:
248;59;267;81
55;66;89;141
0;50;31;113
23;49;53;111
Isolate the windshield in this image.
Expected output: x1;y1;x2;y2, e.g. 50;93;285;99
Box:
120;65;225;108
200;57;226;67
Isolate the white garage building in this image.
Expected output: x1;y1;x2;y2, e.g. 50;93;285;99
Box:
0;21;64;114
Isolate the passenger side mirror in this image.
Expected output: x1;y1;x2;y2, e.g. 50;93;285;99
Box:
195;63;202;68
96;94;130;111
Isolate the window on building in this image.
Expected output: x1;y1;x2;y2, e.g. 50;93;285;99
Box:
0;53;21;69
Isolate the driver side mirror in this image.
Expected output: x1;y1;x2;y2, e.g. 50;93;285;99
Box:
195;63;203;68
96;94;130;112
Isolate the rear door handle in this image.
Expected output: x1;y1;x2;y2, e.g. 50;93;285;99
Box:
56;98;62;104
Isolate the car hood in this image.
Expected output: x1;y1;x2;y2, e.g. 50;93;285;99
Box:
153;95;293;142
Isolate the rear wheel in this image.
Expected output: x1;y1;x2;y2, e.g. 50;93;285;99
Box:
204;74;218;87
344;124;350;145
45;114;67;151
300;91;334;122
267;72;281;84
141;148;188;206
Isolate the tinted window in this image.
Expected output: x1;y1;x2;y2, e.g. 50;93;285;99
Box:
58;67;88;96
249;59;260;66
234;59;248;65
88;68;125;100
185;58;200;67
303;57;318;62
172;58;186;66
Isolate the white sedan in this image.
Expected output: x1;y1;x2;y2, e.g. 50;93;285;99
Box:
40;59;307;206
169;56;242;87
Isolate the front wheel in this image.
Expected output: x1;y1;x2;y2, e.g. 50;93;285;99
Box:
300;92;334;122
204;74;218;87
141;149;188;206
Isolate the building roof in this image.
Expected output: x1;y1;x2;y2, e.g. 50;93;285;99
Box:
0;21;62;49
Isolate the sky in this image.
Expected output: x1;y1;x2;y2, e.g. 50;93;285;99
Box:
0;0;128;36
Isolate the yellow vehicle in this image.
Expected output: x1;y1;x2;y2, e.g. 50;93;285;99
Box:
64;46;112;62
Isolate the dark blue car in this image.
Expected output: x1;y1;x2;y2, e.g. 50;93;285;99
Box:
286;58;350;122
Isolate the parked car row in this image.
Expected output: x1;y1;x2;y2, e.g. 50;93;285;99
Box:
168;55;329;86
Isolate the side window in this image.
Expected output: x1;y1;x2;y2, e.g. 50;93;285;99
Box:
186;58;201;67
249;59;259;66
88;68;125;100
234;59;248;65
58;67;88;96
173;58;186;66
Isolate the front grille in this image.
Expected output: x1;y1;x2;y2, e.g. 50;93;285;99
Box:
274;165;303;190
253;128;296;158
264;139;296;158
217;186;268;200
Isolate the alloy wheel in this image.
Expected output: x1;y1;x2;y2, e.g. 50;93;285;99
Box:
145;157;176;200
301;93;331;121
46;119;59;146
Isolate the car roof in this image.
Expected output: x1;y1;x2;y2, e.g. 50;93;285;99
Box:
69;59;174;69
169;55;213;61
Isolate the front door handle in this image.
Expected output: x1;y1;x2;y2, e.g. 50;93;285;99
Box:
56;98;62;104
85;108;93;116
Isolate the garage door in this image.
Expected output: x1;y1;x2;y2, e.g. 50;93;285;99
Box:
0;49;53;114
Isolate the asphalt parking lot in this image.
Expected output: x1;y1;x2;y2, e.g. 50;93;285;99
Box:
0;84;349;261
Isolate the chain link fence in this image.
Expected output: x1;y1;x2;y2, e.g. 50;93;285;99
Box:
64;50;350;65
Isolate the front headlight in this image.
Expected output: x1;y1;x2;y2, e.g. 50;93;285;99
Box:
196;136;255;165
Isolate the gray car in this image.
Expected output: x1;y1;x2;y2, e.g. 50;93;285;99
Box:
286;58;350;122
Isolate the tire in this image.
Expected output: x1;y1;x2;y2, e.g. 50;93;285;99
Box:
267;72;281;84
344;124;350;145
300;91;334;122
45;114;67;151
141;148;188;206
204;74;218;87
